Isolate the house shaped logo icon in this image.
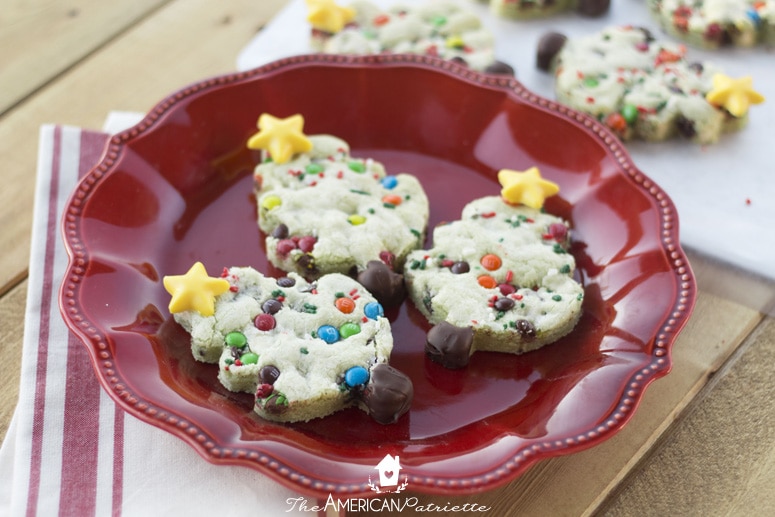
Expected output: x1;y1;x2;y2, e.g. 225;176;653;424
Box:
374;454;401;487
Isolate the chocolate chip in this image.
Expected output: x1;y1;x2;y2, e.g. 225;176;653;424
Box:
425;322;474;369
262;298;283;315
276;276;296;287
271;223;289;239
515;319;536;340
576;0;610;16
360;363;413;424
357;260;406;307
259;365;280;385
494;297;515;311
484;60;515;76
450;261;470;274
676;115;696;138
536;32;567;72
296;253;317;273
450;56;468;67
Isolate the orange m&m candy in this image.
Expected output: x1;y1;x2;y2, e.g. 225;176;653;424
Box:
477;275;498;289
480;254;502;271
335;297;356;314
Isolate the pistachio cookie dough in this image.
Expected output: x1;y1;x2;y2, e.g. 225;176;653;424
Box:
165;263;413;424
404;167;584;369
647;0;775;48
479;0;610;19
537;26;765;144
305;0;515;75
248;114;429;304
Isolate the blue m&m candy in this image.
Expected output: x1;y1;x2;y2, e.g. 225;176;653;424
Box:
344;366;369;388
364;302;384;320
317;325;340;344
380;176;398;189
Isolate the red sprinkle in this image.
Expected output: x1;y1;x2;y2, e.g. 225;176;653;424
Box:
480;212;496;218
229;286;239;292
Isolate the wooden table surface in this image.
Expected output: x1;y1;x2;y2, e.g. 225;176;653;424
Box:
2;1;773;515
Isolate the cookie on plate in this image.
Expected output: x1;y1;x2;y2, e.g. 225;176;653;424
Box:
305;0;515;75
404;167;584;369
248;113;429;306
480;0;610;19
165;263;413;424
536;26;765;144
647;0;775;48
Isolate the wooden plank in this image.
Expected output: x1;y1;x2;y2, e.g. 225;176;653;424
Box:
602;316;775;516
0;281;26;443
0;0;170;115
347;291;762;516
0;0;287;295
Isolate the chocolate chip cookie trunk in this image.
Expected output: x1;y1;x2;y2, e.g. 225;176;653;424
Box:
171;267;413;424
404;196;584;368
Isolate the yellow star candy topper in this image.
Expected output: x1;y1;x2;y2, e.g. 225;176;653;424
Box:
705;74;765;118
306;0;356;34
247;113;313;164
163;262;230;317
498;167;559;210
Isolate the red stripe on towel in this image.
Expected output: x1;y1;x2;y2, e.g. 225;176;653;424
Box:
26;126;63;517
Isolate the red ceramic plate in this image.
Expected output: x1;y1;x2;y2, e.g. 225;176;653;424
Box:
60;54;695;498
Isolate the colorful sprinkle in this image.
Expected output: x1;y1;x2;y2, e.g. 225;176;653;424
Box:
381;194;403;206
254;313;276;331
348;214;366;225
339;322;361;339
317;325;340;344
480;254;502;271
335;297;356;313
364;302;384;320
240;352;259;365
261;195;282;210
478;275;498;289
344;366;369;387
381;176;398;189
225;331;247;348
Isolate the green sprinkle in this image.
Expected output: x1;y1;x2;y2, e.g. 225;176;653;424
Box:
410;260;422;270
348;161;366;173
552;295;563;302
300;347;309;355
577;293;584;301
383;203;396;209
349;188;370;195
560;264;571;274
553;244;567;255
225;331;247;348
335;292;345;298
224;358;234;365
339;322;361;339
240;352;259;365
621;104;639;124
583;77;599;88
302;303;317;314
305;163;324;175
271;289;286;299
410;229;422;239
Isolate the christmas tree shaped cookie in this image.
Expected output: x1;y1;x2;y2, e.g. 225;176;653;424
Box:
404;167;584;369
249;113;429;306
165;263;413;424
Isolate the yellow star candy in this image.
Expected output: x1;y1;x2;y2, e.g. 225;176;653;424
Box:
498;167;559;209
705;74;765;118
306;0;356;34
247;113;313;164
163;262;230;316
